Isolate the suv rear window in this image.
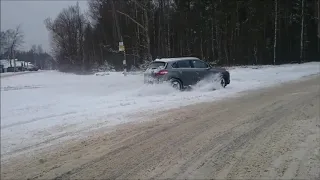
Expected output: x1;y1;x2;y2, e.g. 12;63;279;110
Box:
148;62;166;69
177;60;192;68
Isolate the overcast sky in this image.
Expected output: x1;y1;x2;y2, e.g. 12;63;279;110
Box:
1;0;88;52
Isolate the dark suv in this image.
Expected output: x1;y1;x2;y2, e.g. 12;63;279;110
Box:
144;57;230;90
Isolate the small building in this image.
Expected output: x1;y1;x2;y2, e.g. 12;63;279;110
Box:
0;59;27;73
0;59;11;73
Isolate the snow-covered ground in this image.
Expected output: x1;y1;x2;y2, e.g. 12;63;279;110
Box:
0;71;35;78
1;62;319;157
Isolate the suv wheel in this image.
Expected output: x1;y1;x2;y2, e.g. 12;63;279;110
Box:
220;77;226;88
170;79;182;90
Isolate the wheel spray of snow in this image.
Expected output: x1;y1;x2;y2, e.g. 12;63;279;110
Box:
192;73;224;92
133;82;179;97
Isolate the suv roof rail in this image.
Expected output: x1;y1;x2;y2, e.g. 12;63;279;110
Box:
154;57;199;62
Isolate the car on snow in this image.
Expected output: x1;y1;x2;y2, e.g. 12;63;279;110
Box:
27;64;39;71
144;57;230;90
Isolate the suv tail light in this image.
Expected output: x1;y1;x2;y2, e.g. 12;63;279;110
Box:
156;69;168;76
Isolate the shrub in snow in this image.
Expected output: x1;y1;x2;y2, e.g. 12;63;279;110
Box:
139;61;151;71
208;61;218;67
95;72;110;76
92;61;115;73
129;65;139;72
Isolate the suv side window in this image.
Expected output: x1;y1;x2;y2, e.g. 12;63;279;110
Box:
171;62;178;68
177;60;192;68
192;60;208;68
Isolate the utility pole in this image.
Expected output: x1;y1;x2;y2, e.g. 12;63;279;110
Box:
13;50;16;72
300;0;305;64
112;0;127;76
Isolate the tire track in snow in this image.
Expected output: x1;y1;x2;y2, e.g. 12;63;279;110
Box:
1;112;77;129
1;85;43;91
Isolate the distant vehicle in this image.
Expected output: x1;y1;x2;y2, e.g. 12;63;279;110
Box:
27;65;39;71
144;57;230;90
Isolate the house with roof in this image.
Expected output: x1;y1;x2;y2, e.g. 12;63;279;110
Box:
0;59;11;73
0;59;28;73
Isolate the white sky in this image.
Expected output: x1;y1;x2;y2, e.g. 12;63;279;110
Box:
1;0;88;52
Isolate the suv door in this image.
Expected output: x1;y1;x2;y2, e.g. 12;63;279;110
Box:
190;59;210;81
171;60;197;86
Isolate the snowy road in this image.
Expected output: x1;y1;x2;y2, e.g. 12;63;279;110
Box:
1;62;319;158
2;74;319;180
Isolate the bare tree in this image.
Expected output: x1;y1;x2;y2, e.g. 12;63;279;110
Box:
300;0;305;63
114;0;152;62
88;0;102;24
37;45;44;68
317;0;320;38
31;45;37;53
0;31;9;57
45;4;87;72
37;45;44;54
31;44;37;66
273;0;278;65
4;25;25;69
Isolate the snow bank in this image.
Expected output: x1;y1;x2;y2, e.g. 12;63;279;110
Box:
1;62;319;156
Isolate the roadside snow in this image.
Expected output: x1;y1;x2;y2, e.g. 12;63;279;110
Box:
0;71;36;78
1;62;319;156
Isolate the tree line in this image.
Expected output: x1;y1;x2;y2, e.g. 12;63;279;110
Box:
1;25;55;70
46;0;320;72
15;45;56;70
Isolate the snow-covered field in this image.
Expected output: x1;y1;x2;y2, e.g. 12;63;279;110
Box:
1;62;319;157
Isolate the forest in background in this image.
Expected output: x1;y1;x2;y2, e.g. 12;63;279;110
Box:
45;0;319;72
1;25;55;70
